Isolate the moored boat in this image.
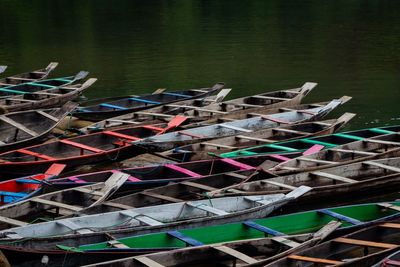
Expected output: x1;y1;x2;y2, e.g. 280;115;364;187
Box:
0;62;58;88
0;116;187;178
162;113;355;162
0;102;78;152
0;186;310;240
72;82;226;121
79;82;317;131
0;164;65;206
78;88;232;133
0;171;131;232
1;201;398;267
0;72;96;112
264;222;400;267
134;98;346;152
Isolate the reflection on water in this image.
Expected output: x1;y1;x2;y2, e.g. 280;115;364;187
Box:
0;0;399;129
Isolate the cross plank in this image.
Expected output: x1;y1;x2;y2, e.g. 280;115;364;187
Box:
213;245;258;264
362;161;400;173
334;237;398;249
0;116;38;136
311;171;357;183
30;198;82;211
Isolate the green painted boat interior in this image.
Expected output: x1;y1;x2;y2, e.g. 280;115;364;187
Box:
219;125;399;158
75;201;400;251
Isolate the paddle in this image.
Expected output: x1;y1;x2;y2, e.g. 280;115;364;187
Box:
156;115;188;135
0;66;7;75
44;62;59;72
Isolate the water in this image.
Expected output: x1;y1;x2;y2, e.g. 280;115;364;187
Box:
0;0;399;129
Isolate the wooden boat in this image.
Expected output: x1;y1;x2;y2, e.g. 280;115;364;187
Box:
0;171;130;232
161;113;356;162
264;222;400;267
219;125;400;159
82;227;337;267
47;155;266;193
372;249;400;267
79;82;317;132
72;82;226;121
0;72;96;112
0;164;65;206
211;157;400;208
79;88;232;133
257;128;400;176
0;102;78;152
0;62;58;88
0;116;187;178
0;187;310;240
134;98;346;152
182;82;317;122
1;201;397;267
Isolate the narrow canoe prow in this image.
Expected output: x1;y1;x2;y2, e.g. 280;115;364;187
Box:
73;71;89;81
45;62;59;72
0;66;7;75
299;82;318;97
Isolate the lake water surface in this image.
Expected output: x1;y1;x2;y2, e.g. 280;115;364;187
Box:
0;0;399;129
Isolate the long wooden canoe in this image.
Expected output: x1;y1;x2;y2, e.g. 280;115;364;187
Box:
83;222;341;267
0;187;310;240
0;116;187;178
219;124;400;159
0;62;58;88
79;82;317;132
0;164;65;206
78;88;232;133
133;98;346;152
258;129;400;175
1;201;397;267
162;113;355;162
47;155;265;193
0;102;78;152
211;157;400;207
0;72;96;112
0;171;130;232
72;82;226;121
264;222;400;267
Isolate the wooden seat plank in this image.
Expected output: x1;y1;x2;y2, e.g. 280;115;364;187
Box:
235;135;274;143
0;116;38;136
135;256;165;267
187;202;229;216
103;131;141;141
120;210;164;226
213;245;258;264
180;181;218;191
261;180;296;190
101;202;135;210
59;139;105;153
296;157;335;164
73;187;104;196
140;191;182;203
311;171;358;183
0;216;28;227
334;237;398;249
56;220;93;234
18;149;56;160
200;142;237;150
363;161;400;173
272;128;309;135
30;198;82;211
37;111;59;122
288;255;342;264
271;236;301;248
380;223;400;229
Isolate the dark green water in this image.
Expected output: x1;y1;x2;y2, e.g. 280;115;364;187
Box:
0;0;399;129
